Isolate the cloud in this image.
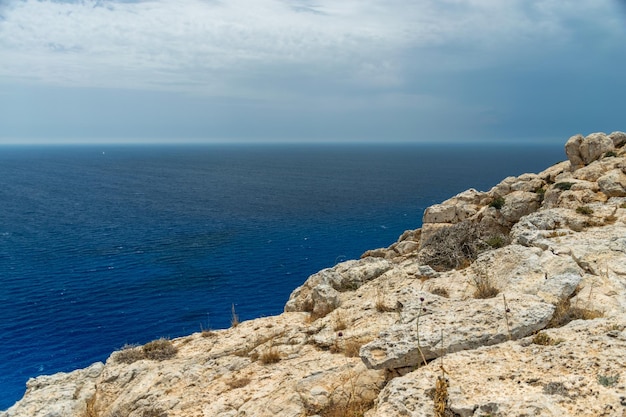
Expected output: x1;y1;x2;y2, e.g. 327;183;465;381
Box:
0;0;624;142
1;0;622;98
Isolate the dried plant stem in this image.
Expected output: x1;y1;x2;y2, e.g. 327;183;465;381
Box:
415;298;428;367
502;294;512;340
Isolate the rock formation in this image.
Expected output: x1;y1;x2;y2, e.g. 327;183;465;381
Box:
3;132;626;417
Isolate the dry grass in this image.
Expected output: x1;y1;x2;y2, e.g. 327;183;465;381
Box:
83;395;97;417
532;332;561;346
226;377;251;389
259;346;281;364
201;329;217;338
433;376;449;417
343;339;364;358
142;338;178;361
333;311;348;331
470;269;499;299
319;398;373;417
576;205;594;216
375;288;397;313
230;303;240;327
547;297;603;328
114;344;145;364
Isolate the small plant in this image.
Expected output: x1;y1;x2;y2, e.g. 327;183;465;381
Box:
433;376;449;417
430;287;449;298
576;206;594;216
597;374;619;387
604;151;617;158
502;294;512;340
470;268;499;299
259;345;281;364
201;330;216;338
485;235;506;248
554;182;574;191
620;202;626;209
231;303;240;327
547;297;603;328
333;311;348;331
226;376;251;389
489;196;505;210
375;288;396;313
532;332;560;346
534;187;546;203
114;344;144;364
143;338;178;361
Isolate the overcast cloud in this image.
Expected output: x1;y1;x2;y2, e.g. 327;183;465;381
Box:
0;0;625;143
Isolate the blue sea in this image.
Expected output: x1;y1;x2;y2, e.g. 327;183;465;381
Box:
0;142;563;408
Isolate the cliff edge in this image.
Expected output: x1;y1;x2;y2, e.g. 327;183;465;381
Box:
3;132;626;417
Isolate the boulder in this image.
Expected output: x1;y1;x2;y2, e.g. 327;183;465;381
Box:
609;130;626;148
499;191;540;224
285;258;393;316
564;134;584;170
597;169;626;197
579;132;614;165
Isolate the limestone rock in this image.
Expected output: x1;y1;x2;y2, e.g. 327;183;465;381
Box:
609;130;626;148
285;257;393;316
499;191;540;224
580;132;614;165
1;363;103;417
360;290;554;370
366;320;626;417
598;169;626;197
565;134;584;170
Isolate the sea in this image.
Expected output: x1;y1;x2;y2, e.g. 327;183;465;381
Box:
0;142;564;409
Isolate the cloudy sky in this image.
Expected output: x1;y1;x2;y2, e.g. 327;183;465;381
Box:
0;0;625;144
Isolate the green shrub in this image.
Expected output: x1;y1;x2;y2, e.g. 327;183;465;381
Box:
554;182;574;191
597;374;619;387
576;206;593;216
489;196;505;210
485;235;507;248
604;151;617;158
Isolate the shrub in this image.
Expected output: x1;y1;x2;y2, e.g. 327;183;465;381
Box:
604;151;617;158
470;267;499;299
597;374;619;387
489;196;505;209
535;187;546;203
532;332;560;346
554;182;574;191
142;338;177;361
576;206;594;216
114;344;145;364
418;220;510;271
259;346;281;364
547;297;603;328
226;377;251;389
485;235;507;248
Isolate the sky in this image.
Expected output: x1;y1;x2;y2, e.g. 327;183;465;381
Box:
0;0;625;144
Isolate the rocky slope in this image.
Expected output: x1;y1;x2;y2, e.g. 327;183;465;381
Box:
3;132;626;417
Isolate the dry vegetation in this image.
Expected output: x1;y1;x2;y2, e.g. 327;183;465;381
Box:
259;346;281;364
419;220;510;271
547;297;603;328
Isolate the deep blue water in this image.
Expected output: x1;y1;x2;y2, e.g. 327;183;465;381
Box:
0;142;564;409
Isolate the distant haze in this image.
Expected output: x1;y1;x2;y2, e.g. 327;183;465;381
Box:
0;0;625;144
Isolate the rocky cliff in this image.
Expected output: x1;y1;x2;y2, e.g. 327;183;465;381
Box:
3;132;626;417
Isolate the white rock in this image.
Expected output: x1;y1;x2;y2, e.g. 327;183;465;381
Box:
580;132;614;165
